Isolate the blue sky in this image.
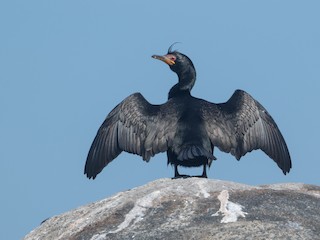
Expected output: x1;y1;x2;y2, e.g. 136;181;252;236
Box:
1;1;319;239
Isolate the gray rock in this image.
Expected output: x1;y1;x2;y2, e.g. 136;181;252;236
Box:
24;179;320;240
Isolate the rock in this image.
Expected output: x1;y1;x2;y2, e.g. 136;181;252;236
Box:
24;178;320;240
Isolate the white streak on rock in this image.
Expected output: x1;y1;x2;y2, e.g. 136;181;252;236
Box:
109;190;161;233
90;233;107;240
212;190;247;223
196;179;210;198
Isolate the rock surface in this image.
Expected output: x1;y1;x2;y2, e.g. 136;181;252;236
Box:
24;178;320;240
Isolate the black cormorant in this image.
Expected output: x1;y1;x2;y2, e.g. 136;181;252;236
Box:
84;45;291;179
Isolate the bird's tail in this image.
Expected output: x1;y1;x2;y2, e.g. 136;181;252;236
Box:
177;145;216;162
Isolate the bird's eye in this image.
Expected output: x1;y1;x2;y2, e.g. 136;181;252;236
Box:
163;54;176;62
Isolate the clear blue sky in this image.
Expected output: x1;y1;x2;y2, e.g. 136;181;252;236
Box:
1;1;319;239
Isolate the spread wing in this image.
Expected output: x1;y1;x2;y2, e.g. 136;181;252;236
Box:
203;90;291;174
84;93;178;179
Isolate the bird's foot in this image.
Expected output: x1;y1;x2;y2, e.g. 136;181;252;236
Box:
192;174;208;178
172;174;191;179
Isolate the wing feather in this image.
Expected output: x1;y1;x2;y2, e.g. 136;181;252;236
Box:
84;93;178;179
203;89;291;174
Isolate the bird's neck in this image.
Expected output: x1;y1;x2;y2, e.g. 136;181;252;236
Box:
168;65;196;99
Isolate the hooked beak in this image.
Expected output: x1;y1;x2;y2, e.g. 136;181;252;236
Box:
152;54;175;66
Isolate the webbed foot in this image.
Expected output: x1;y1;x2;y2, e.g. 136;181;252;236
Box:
172;174;191;179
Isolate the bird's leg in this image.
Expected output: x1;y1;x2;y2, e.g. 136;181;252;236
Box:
174;164;179;177
201;164;208;178
172;164;190;179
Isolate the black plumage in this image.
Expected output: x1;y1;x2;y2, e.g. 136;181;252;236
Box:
84;45;291;179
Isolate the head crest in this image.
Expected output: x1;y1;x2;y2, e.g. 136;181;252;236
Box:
168;42;181;53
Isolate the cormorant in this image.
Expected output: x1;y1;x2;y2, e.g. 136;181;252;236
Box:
84;45;291;179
